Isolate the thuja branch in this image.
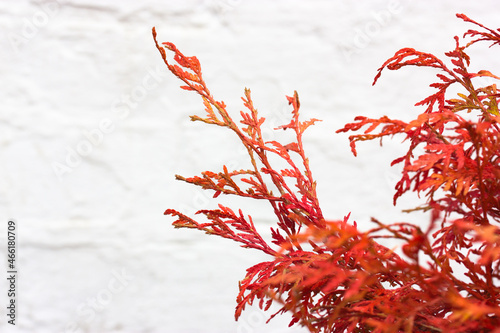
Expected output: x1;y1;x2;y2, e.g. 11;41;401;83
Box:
154;13;500;333
153;28;325;253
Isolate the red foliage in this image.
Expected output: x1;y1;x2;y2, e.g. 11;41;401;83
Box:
153;13;500;332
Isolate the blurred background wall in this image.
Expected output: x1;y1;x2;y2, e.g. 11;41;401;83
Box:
1;0;498;332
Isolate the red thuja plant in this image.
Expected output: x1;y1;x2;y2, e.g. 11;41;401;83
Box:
153;13;499;332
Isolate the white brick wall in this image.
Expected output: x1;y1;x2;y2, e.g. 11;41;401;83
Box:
1;1;498;332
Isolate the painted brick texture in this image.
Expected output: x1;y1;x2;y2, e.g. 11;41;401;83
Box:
1;1;498;332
